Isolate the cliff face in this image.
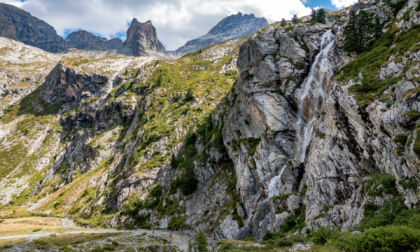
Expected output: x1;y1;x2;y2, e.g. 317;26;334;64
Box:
0;0;419;245
176;13;268;55
65;30;123;51
0;3;67;53
123;19;165;56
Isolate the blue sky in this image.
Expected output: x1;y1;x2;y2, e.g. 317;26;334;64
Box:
304;0;337;10
2;0;356;50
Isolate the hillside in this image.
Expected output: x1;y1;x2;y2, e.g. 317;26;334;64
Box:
176;13;268;55
0;0;420;251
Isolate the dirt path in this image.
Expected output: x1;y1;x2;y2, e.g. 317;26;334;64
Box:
0;228;191;251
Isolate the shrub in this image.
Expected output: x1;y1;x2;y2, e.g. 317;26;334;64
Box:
195;231;208;252
167;216;186;230
393;133;408;145
312;226;338;245
352;226;420;252
414;131;420;156
263;230;284;241
179;164;199;195
358;197;418;230
150;184;162;198
362;173;397;197
399;178;418;190
185;88;194;101
277;237;293;247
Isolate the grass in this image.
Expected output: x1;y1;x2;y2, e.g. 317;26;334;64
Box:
335;24;420;108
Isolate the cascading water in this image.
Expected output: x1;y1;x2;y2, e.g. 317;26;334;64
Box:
296;29;336;162
268;29;337;197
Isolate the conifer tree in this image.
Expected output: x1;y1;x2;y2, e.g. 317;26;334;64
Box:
292;14;299;24
281;18;287;27
343;11;360;53
195;231;208;252
311;9;317;21
343;10;380;53
316;9;326;24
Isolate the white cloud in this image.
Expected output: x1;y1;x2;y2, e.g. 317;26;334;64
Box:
0;0;24;8
1;0;311;50
331;0;357;9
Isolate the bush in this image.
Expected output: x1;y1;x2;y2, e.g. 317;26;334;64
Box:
277;237;293;247
358;197;417;230
312;226;338;245
179;164;199;195
167;216;186;230
185;88;194;101
195;231;208;252
352;226;420;252
263;230;284;241
362;173;397;197
393;133;408;145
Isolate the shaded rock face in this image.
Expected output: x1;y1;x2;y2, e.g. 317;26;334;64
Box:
123;19;165;56
40;62;110;104
0;3;66;53
65;30;123;51
176;12;268;54
219;8;420;239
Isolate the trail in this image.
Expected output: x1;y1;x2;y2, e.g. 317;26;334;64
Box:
0;228;190;251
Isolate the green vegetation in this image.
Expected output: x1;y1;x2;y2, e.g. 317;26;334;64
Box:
343;10;383;54
362;173;397;197
337;23;420;108
167;216;186;230
385;0;409;14
399;178;418;190
393;133;408;155
194;231;208;252
316;9;326;24
413;130;420;156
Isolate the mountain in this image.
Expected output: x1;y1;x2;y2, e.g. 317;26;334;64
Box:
0;3;124;53
176;12;268;54
0;3;66;53
1;0;420;251
65;30;123;51
123;19;165;56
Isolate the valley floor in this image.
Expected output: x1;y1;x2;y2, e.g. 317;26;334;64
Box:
0;217;189;251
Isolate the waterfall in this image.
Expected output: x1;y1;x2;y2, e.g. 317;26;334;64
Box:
296;29;336;163
268;29;337;197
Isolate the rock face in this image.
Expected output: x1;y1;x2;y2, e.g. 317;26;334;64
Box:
0;0;419;245
176;13;268;54
0;3;66;53
40;62;110;104
123;19;165;56
65;30;123;51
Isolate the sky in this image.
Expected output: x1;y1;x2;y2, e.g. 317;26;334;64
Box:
1;0;357;50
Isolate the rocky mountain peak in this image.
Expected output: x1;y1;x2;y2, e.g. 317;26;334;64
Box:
65;30;123;51
176;12;268;54
124;18;165;56
0;3;67;53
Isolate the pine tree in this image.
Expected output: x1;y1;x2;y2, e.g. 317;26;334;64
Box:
195;231;208;252
180;164;198;195
316;9;326;24
343;11;359;53
373;15;383;39
311;9;316;21
292;14;299;24
343;10;379;53
281;18;287;27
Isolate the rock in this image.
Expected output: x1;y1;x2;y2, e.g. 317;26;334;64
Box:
65;30;123;51
0;3;66;52
176;13;268;54
40;62;110;104
123;19;165;56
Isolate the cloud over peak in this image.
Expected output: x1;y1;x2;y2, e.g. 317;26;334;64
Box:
1;0;314;50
